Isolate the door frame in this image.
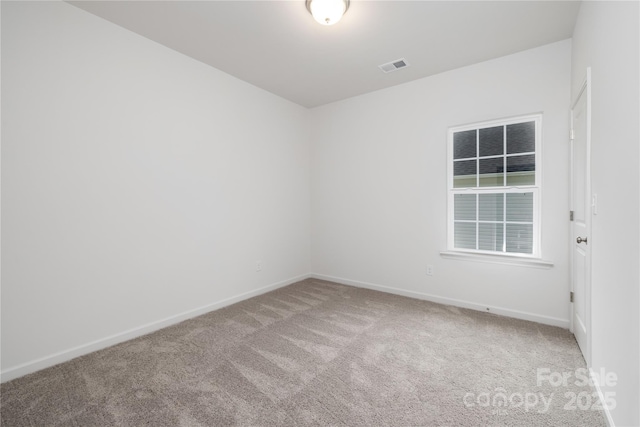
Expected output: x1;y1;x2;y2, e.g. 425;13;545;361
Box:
569;67;592;366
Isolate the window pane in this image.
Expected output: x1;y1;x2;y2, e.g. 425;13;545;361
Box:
506;193;534;222
479;157;504;187
507;121;535;154
479;193;504;221
506;154;535;186
507;172;535;186
454;194;476;221
506;224;533;254
479;126;504;157
455;222;476;249
453;130;476;159
453;160;476;188
479;223;504;252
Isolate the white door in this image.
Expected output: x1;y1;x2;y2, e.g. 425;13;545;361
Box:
570;69;592;365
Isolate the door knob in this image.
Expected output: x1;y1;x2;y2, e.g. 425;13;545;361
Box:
576;236;588;244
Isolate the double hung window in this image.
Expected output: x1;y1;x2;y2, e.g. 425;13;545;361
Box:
447;115;542;257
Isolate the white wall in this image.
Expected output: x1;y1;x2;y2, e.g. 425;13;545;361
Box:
5;9;637;423
1;1;310;379
311;40;573;326
571;2;640;426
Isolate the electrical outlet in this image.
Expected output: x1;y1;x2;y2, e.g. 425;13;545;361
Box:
256;261;262;272
426;265;434;276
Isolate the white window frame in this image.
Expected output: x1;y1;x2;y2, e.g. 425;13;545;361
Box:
446;114;543;260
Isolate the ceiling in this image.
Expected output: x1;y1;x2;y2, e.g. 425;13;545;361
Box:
69;1;581;108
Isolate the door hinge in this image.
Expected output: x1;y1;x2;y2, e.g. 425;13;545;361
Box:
570;129;575;140
570;211;574;221
570;291;574;303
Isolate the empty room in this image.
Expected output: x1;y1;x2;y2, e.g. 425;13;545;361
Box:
1;0;639;426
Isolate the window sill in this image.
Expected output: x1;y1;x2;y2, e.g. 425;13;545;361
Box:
439;251;554;269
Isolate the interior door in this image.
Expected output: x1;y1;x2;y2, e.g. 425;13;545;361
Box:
570;69;592;365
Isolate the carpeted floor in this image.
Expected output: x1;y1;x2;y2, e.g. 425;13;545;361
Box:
1;279;605;426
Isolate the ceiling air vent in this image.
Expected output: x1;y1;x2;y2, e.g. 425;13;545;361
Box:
379;58;409;73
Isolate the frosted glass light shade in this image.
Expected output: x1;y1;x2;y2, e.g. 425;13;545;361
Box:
306;0;350;26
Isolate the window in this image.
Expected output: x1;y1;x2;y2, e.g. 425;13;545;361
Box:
447;115;541;258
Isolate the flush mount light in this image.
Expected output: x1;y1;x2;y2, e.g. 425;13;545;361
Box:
306;0;350;26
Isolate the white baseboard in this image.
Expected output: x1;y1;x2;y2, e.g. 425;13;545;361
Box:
2;272;570;383
0;274;310;383
310;273;570;329
590;368;616;427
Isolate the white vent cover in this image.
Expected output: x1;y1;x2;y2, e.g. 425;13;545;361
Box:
378;58;409;73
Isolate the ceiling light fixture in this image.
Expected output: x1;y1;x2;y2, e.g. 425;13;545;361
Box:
306;0;350;26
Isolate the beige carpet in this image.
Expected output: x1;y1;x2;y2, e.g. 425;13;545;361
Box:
1;279;605;426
